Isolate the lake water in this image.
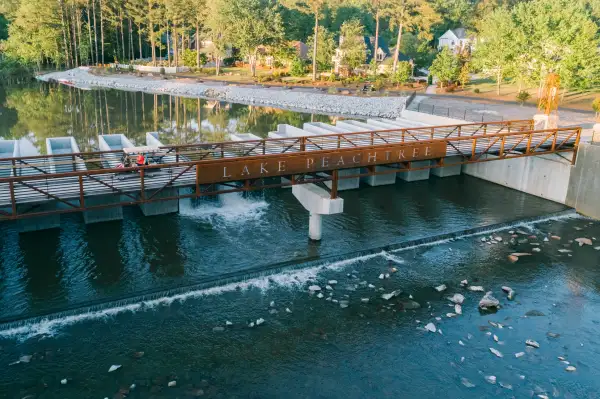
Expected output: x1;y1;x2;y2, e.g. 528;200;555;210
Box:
0;82;336;154
0;83;598;399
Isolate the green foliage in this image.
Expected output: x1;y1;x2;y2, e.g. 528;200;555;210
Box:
182;49;198;67
391;61;411;87
458;62;470;88
0;57;33;81
516;90;531;105
473;88;480;94
592;98;600;115
290;57;306;76
307;27;336;71
159;67;166;75
339;19;367;71
373;78;385;91
429;47;459;87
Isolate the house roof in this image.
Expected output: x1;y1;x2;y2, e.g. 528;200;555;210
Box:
451;28;468;39
364;36;390;63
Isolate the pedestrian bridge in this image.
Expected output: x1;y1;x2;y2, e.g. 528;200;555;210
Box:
0;119;581;236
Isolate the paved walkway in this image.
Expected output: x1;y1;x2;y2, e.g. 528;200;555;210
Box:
409;95;595;127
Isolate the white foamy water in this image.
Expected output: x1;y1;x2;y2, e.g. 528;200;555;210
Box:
0;212;580;341
179;191;269;225
0;252;382;341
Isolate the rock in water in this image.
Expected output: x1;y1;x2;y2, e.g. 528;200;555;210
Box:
499;382;513;390
19;355;32;363
269;301;275;307
489;348;503;358
501;286;512;294
525;310;545;317
455;304;462;315
565;366;576;372
108;365;122;373
460;279;468;287
256;318;265;326
511;252;532;257
558;249;572;253
401;300;421;310
285;308;292;313
575;237;592;246
508;255;519;263
225;321;233;326
133;351;145;359
461;377;475;388
532;247;541;252
61;379;67;385
316;293;324;299
168;381;177;387
325;285;333;291
361;298;369;303
308;285;321;292
468;286;485;292
515;352;525;358
446;313;457;318
328;280;338;285
479;292;500;310
485;375;497;384
381;289;402;300
424;323;436;333
547;332;560;338
448;293;465;304
213;326;225;332
378;274;385;280
526;339;540;348
248;322;255;328
435;284;447;292
339;300;349;309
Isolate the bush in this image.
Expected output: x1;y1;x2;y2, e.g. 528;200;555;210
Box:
328;73;337;82
474;88;480;94
128;64;134;72
373;78;385;91
182;49;198;67
427;74;433;85
290;57;306;76
516;91;531;105
592;98;600;116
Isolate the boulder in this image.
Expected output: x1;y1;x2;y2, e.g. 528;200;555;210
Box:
525;339;540;348
424;323;436;333
381;289;402;300
435;284;447;292
479;292;500;310
468;286;485;292
108;365;122;373
489;348;503;358
575;237;592;246
401;300;421;310
168;381;177;387
455;304;462;315
448;293;465;304
308;285;321;292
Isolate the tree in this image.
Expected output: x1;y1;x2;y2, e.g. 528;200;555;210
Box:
512;0;600;90
381;0;440;73
429;47;459;87
339;19;367;71
458;61;470;88
219;0;284;77
281;0;335;81
472;7;516;94
307;26;336;70
391;60;411;87
204;0;230;75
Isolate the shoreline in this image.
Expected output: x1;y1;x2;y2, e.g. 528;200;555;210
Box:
38;68;408;119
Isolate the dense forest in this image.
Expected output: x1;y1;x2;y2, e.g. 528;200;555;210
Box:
0;0;599;90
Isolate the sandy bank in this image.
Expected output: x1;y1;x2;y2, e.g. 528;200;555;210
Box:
39;68;407;118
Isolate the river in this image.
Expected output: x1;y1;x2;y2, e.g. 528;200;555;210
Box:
0;83;598;399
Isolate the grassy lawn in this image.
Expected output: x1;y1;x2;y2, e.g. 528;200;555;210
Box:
433;77;600;112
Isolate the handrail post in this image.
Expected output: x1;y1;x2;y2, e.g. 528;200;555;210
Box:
471;138;478;160
9;181;16;217
370;132;374;146
78;175;85;209
499;136;505;157
300;137;306;152
572;127;582;165
331;170;338;199
526;132;533;154
195;163;200;197
140;168;145;201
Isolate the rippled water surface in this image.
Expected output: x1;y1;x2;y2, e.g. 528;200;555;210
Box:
1;82;598;399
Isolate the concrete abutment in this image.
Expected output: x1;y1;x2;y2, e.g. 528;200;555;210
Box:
292;184;344;241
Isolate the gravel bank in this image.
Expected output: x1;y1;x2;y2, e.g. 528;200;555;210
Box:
39;68;407;118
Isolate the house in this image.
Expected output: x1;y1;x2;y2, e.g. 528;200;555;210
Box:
262;41;309;67
437;28;473;54
332;36;412;74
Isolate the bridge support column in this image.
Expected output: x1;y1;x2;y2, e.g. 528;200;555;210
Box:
324;168;360;191
360;166;396;186
83;195;123;224
18;202;60;233
292;183;343;241
398;160;432;181
139;187;180;216
431;157;463;177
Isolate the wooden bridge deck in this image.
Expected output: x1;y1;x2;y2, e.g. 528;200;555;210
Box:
0;120;581;220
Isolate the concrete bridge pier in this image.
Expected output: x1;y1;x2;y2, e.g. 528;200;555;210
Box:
397;161;432;181
292;184;343;241
361;166;397;186
138;187;180;216
430;156;463;177
82;195;124;224
17;201;61;233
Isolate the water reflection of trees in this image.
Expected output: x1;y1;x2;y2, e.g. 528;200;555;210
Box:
0;82;339;152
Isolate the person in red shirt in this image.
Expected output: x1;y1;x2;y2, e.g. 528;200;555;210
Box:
136;154;145;167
